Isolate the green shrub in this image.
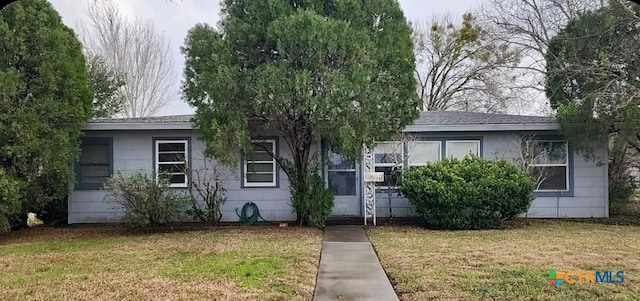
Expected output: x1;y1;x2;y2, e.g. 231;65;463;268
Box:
104;171;189;226
400;156;534;230
0;168;21;233
289;171;334;228
305;173;335;228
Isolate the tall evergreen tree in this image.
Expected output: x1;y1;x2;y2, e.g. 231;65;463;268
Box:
0;0;93;231
546;1;640;155
182;0;418;225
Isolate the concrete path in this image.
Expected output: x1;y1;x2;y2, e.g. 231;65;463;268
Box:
313;226;399;301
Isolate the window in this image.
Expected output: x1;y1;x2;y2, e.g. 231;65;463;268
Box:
374;142;403;189
244;139;277;187
408;141;441;167
529;140;569;191
327;150;357;196
155;139;189;188
76;138;112;190
446;140;480;159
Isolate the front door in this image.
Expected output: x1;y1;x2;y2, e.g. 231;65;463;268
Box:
327;150;360;216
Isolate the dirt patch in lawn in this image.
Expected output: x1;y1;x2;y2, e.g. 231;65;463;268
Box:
367;220;640;301
0;225;322;301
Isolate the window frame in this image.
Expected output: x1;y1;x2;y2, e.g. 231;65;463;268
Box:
407;140;442;167
529;139;570;193
242;138;278;188
445;140;481;159
74;137;113;190
373;141;404;190
154;138;190;188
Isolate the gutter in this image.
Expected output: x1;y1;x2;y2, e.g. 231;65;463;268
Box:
83;122;558;132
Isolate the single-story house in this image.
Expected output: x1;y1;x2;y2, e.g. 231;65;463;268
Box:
68;111;609;224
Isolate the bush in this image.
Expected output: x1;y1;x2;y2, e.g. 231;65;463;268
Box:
0;169;21;233
289;171;335;228
104;171;189;226
400;156;534;230
607;139;639;209
305;173;335;228
185;159;227;225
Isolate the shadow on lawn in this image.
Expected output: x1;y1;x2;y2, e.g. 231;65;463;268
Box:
0;221;298;245
375;201;640;230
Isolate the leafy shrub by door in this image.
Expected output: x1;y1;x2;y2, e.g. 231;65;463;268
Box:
104;171;189;226
400;156;534;230
289;171;335;228
305;173;335;228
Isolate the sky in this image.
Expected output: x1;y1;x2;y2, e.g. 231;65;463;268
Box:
48;0;481;116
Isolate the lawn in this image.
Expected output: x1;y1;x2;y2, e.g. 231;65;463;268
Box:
368;220;640;301
0;226;323;301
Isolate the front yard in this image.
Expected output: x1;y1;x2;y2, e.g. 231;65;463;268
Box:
368;220;640;301
0;226;323;301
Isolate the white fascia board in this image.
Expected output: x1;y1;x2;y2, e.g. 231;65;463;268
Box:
403;123;559;132
83;122;193;131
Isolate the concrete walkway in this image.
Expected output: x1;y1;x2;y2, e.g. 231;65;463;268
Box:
313;226;399;301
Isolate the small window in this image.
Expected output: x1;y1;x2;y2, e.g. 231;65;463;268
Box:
155;139;189;188
446;140;480;159
408;141;441;167
244;139;277;187
529;140;569;191
76;138;112;190
374;142;403;189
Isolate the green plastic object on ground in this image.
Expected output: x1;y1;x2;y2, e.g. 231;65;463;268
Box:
235;202;267;225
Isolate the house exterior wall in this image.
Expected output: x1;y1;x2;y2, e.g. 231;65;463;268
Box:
374;131;609;218
70;128;609;223
69;130;320;224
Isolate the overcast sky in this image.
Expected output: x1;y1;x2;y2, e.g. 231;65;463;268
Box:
48;0;481;116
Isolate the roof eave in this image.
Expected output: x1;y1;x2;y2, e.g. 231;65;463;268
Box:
83;122;558;132
403;123;559;132
83;122;193;131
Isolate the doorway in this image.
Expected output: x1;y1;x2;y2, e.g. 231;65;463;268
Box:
326;150;360;216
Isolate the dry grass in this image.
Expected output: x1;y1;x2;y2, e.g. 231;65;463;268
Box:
367;220;640;301
0;226;323;301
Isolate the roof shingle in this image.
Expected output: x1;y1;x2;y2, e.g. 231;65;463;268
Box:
413;111;554;125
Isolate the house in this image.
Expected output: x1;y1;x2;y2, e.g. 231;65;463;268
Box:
68;111;609;224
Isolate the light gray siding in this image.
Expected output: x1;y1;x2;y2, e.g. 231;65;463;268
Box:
70;129;609;223
68;130;318;224
374;131;609;218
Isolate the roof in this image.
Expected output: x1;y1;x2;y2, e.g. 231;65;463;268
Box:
413;111;554;125
84;111;557;132
404;111;557;132
85;114;194;130
89;114;194;123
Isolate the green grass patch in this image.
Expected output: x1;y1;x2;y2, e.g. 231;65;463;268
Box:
0;236;125;256
368;220;640;301
163;250;287;290
0;227;322;301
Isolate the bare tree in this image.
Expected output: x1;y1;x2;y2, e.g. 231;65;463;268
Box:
79;0;175;117
493;135;555;191
186;154;228;225
478;0;605;98
413;13;521;113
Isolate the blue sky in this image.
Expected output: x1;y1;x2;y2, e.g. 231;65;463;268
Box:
49;0;481;116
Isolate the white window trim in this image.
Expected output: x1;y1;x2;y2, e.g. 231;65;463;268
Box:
408;141;442;167
445;140;480;159
243;139;277;187
374;141;404;190
155;139;189;188
531;140;569;192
